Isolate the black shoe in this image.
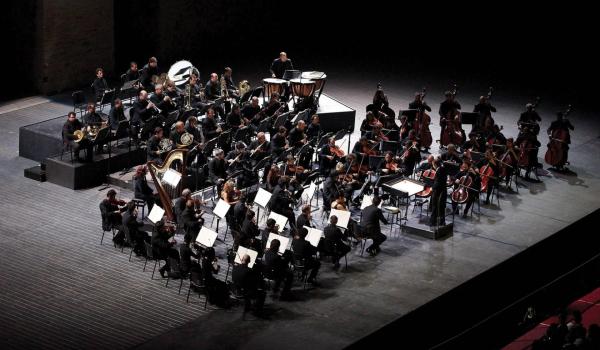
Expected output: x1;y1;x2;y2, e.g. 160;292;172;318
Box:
462;211;468;218
159;269;166;278
484;199;490;205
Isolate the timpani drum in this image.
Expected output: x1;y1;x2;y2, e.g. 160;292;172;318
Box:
262;78;287;97
301;71;327;91
290;79;316;98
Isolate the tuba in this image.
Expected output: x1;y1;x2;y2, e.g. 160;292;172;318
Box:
239;80;251;97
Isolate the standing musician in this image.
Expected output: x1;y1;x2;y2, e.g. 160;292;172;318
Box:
201;107;222;140
204;73;221;101
429;157;448;227
208;149;228;189
108;98;126;131
473;95;497;131
92;67;109;102
62;112;93;162
306;115;321;141
270;52;293;79
140;57;160;91
409;91;432;113
516;126;541;177
99;189;127;229
518;103;542;135
147;127;165;164
451;160;481;218
398;114;411;140
362;196;388;256
223;67;240;99
439;90;462;141
546;111;574;171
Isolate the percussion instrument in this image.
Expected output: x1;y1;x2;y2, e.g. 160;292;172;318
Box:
290;79;316;98
301;71;327;100
262;78;287;97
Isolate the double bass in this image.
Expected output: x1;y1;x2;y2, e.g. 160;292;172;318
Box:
416;87;433;149
544;105;572;167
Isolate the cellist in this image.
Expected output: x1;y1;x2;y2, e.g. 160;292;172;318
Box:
451;160;481;218
546;111;574;171
516;126;541;178
499;137;519;185
479;149;499;205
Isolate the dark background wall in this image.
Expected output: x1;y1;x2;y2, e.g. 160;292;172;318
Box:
4;1;598;109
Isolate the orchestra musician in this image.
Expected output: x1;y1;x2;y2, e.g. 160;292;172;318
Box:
131;90;158;142
204;73;221;101
185;71;207;111
306;114;321;141
546;111;574;171
238;211;262;254
518;103;542;135
147;127;165;164
362;196;388;256
367;124;389;143
480;149;499;205
107;98;126;131
331;191;348;211
232;253;266;316
292;227;321;286
416;154;435;173
248;132;270;163
82;103;104;127
516;126;541;177
221;180;241;206
62;112;93;163
296;205;313;229
320;137;343;176
399;140;421;176
439;90;461;140
165;81;180;102
265;164;281;192
409;91;431;112
473;95;497;131
270;52;293;79
226;142;250;186
120;201;147;256
242;97;262;126
288;120;308;148
429;158;448;226
441;143;462;177
150;84;175;116
270;126;288;160
133;165;160;212
151;220;177;279
169;121;186;146
323;215;351;269
262;239;295;301
451;160;481;218
223;67;239;99
281;155;306;198
185;117;204;146
226;103;247;130
92;67;109;102
123;61;140;84
380;151;401;174
360;111;382;135
201;107;222;141
99;189;127;230
181;199;204;241
208;149;228;189
269;177;297;229
140;57;160;91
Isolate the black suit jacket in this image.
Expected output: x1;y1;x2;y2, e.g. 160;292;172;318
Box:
361;204;388;233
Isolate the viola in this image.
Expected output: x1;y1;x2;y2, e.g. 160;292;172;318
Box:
287;164;305;174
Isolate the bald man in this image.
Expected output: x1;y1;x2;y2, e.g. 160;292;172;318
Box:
204;73;221;100
270;52;293;79
232;253;265;315
170;121;186;146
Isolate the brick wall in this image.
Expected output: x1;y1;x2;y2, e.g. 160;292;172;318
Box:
36;0;114;95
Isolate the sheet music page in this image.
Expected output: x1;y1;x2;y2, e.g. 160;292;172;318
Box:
268;211;288;232
195;226;218;247
266;233;290;255
235;246;258;268
254;188;272;208
147;206;165;224
162;168;182;187
301;182;317;202
360;195;383;210
213;199;231;219
304;226;323;248
330;209;351;229
392;180;425;196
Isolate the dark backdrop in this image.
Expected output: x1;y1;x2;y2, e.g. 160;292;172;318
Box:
4;1;598;110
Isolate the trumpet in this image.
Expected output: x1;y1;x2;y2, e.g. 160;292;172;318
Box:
148;101;161;114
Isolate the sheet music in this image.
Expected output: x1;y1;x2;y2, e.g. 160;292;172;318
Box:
268;211;288;233
147;206;165;224
304;226;323;248
195;226;218;248
361;195;383;210
266;233;290;255
235;246;258;268
213;199;231;219
330;209;351;229
162;168;182;187
254;188;272;208
301;182;317;202
391;179;425;196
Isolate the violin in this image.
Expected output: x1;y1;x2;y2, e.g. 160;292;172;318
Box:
330;145;346;158
362;143;379;156
109;198;126;206
286;164;306;174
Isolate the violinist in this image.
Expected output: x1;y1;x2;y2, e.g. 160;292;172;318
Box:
360;111;381;135
399;140;421;176
429;157;448;227
546;112;574;171
480;149;499;205
353;136;378;157
451;160;481;218
380;151;401;174
345;153;369;182
265;164;281;192
282;154;308;188
518;103;542;135
99;189;127;229
368;124;390;143
320;137;344;175
399;114;411;140
473;95;497;131
516;126;541;178
221;180;241;205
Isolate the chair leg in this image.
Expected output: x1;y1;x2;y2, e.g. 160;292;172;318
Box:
186;284;192;303
178;278;185;294
165;276;170;287
143;257;148;272
151;260;158;279
100;231;105;245
128;246;134;262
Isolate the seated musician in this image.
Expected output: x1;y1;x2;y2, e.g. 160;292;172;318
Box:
185;72;207;111
147;127;164;164
200;247;231;307
515;126;542;175
232;253;266;315
120;201;147;255
223;67;239;99
441;144;462;164
409;91;431;112
248;132;270;163
62;112;93;162
319;137;340;176
150;84;175;116
170;121;186;146
151;220;177;278
288;120;307;149
242;97;262;126
83;103;103;127
400;140;421;176
181;199;204;241
221;180;241;205
208;148;227;188
296;205;313;229
262;239;295;300
99;189;127;230
501;137;519;184
473;95;497;130
481;149;499;205
233;194;248;230
263;92;285;118
226;142;249;175
518;103;542;135
165;81;180;101
547;112;575;171
92;67;109;102
366;124;389;143
140;56;160;91
201;107;221;141
416;154;435;173
463;132;486;160
131;90;158;142
399;114;411;140
331;191;348;211
108;98;126;131
323;215;351;269
204;73;221;101
451;160;481;218
260;218;279;251
486;124;506;146
292;227;321;286
380;151;401;174
185;117;203;145
268;177;296;229
270;126;288;160
124;61;140;83
133;165;160;212
179;234;200;276
306;115;321;141
226;103;247;130
173;188;192;225
270;51;293;79
353;136;377;156
360;111;380;135
239;211;262;253
265;165;281;192
362;196;388;256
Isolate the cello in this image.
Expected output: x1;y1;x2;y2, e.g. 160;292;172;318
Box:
415;168;436;197
545;105;572;167
451;163;476;204
499;140;518;179
479;152;497;194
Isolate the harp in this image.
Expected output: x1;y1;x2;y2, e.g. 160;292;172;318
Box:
147;148;188;221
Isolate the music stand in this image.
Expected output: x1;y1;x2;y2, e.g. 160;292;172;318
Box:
369;155;384;170
195;226;218;248
120;81;138;105
252;155;271;172
99;89;116;111
303;226;323;248
329;209;351;229
212;199;231;234
333;129;347;141
267;211;288;233
179;108;197;122
399;109;418;123
301;181;317;204
460;112;478;125
317;132;333;148
240;90;253;104
233;126;250;142
381;141;401;154
283;70;301;80
253;187;272;222
266;232;290;254
148;206;165;224
273;112;291;130
235;246;258;268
